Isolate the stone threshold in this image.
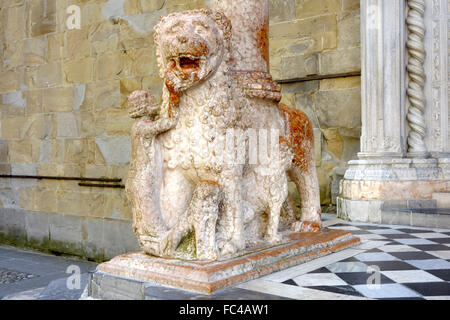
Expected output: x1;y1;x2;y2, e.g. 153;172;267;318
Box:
338;198;450;228
383;208;450;215
92;229;359;296
380;209;450;228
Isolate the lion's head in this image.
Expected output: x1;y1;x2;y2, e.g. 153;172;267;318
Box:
154;9;232;93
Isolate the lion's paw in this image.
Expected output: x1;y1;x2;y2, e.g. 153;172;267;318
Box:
265;233;283;244
219;241;237;257
129;90;154;106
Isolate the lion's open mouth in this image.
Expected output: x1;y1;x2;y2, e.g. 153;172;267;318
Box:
179;57;200;70
169;54;202;73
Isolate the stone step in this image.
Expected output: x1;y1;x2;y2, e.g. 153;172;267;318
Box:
380;207;450;229
432;192;450;208
91;230;360;297
383;207;450;215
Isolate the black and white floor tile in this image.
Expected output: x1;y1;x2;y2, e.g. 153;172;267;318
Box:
280;223;450;300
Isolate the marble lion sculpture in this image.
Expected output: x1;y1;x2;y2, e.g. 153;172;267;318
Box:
125;9;321;261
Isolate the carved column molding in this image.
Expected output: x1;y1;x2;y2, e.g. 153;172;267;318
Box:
338;0;450;225
424;0;449;156
359;0;407;158
406;0;429;157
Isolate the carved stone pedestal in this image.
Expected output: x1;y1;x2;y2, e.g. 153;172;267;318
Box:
338;0;449;228
338;158;450;227
89;229;359;297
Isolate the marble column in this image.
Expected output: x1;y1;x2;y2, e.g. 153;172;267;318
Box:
358;0;407;159
210;0;270;72
423;0;449;158
337;0;450;227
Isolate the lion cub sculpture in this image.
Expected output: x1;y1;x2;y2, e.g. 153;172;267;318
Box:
125;90;178;256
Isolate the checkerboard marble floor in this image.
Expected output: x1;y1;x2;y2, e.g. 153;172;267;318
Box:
2;214;450;300
238;217;450;300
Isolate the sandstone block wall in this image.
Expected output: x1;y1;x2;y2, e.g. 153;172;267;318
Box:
270;0;361;206
0;0;361;260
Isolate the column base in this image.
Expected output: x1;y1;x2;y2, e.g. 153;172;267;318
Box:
407;151;430;159
338;158;450;228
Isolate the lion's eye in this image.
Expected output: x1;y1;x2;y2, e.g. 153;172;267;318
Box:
168;23;184;34
169;26;181;33
195;25;208;34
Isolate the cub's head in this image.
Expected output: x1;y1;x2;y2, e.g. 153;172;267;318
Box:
154;9;231;92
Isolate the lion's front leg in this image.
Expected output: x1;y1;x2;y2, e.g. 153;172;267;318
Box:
265;201;283;244
159;179;221;260
190;181;221;261
279;103;322;233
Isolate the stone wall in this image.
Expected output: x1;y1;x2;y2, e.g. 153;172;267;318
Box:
0;0;361;260
270;0;361;205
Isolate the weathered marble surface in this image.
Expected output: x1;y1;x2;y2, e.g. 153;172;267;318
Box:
125;2;322;261
95;229;359;294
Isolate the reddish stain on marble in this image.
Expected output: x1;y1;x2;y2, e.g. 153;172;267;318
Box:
200;180;219;187
256;24;269;68
278;103;314;170
164;62;180;118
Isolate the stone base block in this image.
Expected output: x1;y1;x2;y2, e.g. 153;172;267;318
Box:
341;158;450;201
338;158;450;229
338;197;450;228
433;193;450;208
91;229;359;296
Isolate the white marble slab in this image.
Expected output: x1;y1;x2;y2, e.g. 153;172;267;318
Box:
353;284;421;299
323;219;345;228
411;232;450;239
395;238;437;245
368;229;406;235
326;261;369;273
426;250;450;260
237;279;368;300
261;248;362;282
406;259;450;270
378;244;421;252
354;252;399;262
354;240;391;251
356;234;390;241
381;270;442;283
292;273;348;287
327;225;361;231
425;296;450;300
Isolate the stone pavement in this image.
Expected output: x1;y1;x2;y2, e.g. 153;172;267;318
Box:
249;221;450;300
0;246;96;300
1;213;449;300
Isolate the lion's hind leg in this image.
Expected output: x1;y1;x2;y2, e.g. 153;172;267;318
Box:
279;104;322;232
